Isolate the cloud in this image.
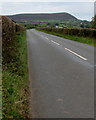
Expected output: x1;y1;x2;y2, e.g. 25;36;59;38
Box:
0;3;2;15
1;0;96;2
1;2;94;21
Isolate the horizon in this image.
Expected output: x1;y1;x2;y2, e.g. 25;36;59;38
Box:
6;12;89;22
1;2;94;21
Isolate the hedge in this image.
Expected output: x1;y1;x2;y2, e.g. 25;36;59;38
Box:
2;16;25;68
40;27;96;38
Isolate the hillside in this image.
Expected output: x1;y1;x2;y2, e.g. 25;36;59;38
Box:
8;12;78;22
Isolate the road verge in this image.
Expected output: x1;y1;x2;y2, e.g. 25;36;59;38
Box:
37;28;96;46
2;16;30;119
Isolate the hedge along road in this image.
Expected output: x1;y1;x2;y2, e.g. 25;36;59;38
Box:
27;29;94;118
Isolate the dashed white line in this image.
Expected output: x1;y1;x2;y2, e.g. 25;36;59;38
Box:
51;40;60;46
65;48;87;61
40;35;87;61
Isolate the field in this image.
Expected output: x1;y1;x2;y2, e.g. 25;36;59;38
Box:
18;20;91;29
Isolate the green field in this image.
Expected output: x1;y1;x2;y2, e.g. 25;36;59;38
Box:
18;20;91;29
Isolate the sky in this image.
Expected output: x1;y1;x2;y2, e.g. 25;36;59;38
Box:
0;1;95;21
0;0;95;2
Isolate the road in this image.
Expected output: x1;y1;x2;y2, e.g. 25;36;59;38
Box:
27;29;94;118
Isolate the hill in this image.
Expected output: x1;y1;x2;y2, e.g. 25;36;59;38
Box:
8;12;78;22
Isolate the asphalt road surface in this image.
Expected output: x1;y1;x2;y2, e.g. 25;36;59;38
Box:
27;29;94;118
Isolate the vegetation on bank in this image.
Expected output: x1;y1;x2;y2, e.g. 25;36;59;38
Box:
92;16;96;29
3;32;29;119
38;28;96;46
0;16;2;119
2;16;29;119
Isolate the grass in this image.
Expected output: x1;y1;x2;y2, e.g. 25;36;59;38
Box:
18;19;91;29
38;29;96;46
2;32;29;119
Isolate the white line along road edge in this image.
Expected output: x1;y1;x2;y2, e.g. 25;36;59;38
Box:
51;40;60;46
65;48;87;61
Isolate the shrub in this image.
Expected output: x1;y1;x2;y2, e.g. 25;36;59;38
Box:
2;16;25;69
39;27;96;38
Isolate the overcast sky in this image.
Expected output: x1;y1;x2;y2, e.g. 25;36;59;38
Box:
1;1;95;21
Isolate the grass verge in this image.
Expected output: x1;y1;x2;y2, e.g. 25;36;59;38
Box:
2;32;29;119
38;29;96;46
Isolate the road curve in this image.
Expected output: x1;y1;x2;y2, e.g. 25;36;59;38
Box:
27;29;94;118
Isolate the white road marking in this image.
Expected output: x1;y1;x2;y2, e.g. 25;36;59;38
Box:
65;48;87;61
51;40;60;46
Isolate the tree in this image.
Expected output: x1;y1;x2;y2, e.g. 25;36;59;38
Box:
92;16;96;29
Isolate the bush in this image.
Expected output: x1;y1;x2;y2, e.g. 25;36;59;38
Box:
2;16;25;69
39;27;96;38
